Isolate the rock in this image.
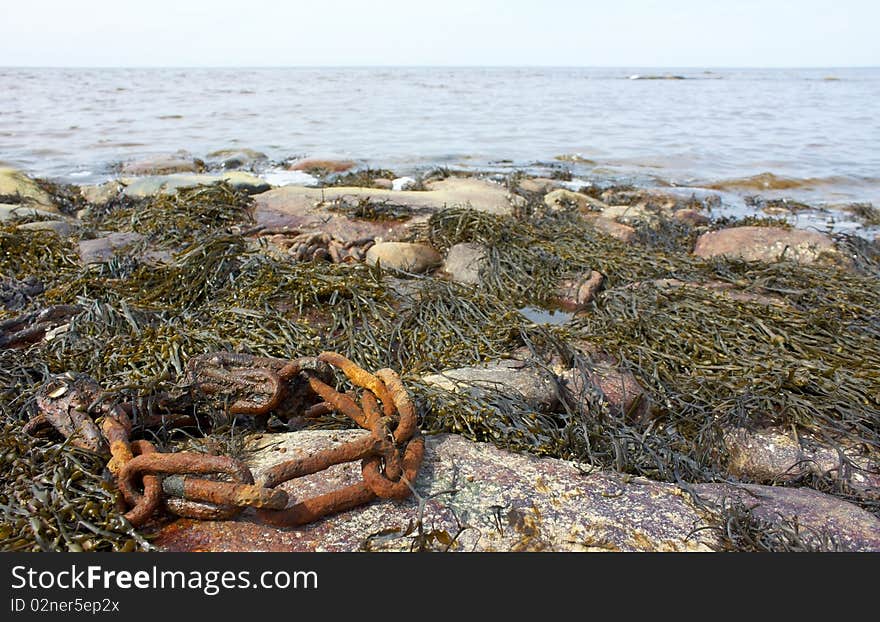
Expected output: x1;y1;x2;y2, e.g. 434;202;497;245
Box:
78;232;144;264
558;362;652;423
421;359;561;412
672;208;710;226
152;431;721;552
0;204;61;222
544;188;608;212
693;483;880;551
372;178;394;190
583;214;636;242
517;178;560;194
206;149;267;170
724;427;880;498
120;172;270;198
600;204;658;225
365;242;442;273
120;153;205;175
440;242;487;285
17;220;77;237
287;158;356;173
79;181;123;205
252;177;522;240
0;168;57;211
600;188;678;211
556;270;603;310
693;226;840;265
392;177;417;191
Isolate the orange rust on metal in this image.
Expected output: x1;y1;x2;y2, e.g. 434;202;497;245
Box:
122;440;163;527
256;481;377;527
101;405;133;477
118;452;254;507
306;376;369;428
302;402;333;418
362;435;425;499
318;351;396;418
260;434;380;488
162;476;289;510
375;368;417;443
362;392;402;481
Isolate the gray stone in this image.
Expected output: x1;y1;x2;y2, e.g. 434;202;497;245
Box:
206;149;268;170
0;204;61;222
421;359;561;411
17;220;77;237
76;232;175;265
120;172;270;198
365;242;442;273
441;242;487;285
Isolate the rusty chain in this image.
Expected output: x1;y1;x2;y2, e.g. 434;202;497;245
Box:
24;351;424;529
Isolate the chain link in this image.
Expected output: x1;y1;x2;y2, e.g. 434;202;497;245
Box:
25;351;424;529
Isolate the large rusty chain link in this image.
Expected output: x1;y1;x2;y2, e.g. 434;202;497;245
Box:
24;351;424;528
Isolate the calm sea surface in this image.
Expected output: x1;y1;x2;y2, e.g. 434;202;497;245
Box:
1;67;878;227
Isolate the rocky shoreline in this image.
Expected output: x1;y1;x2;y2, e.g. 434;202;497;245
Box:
1;153;879;552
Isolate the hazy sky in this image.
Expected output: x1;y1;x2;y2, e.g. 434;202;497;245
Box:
2;0;877;67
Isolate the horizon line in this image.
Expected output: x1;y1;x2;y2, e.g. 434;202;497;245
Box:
2;64;878;70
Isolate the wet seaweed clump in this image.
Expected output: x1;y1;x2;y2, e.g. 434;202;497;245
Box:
326;196;415;222
327;168;397;188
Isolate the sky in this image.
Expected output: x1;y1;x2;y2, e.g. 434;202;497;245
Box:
1;0;877;67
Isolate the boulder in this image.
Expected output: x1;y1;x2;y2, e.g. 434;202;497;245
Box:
558;363;652;422
601;204;659;225
0;168;57;211
152;431;722;552
724;427;880;498
672;208;711;226
17;220;77;237
583;214;636;243
78;232;145;264
517;178;560;194
693;483;880;552
119;172;270;198
0;204;61;222
693;226;839;265
421;359;561;412
364;242;442;273
544;189;608;212
440;242;488;285
79;181;123;205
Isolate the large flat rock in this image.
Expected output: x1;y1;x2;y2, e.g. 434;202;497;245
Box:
152;432;721;552
693;226;839;265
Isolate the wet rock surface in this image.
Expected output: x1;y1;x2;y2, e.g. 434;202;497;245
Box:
119;153;205;176
440;242;488;285
364;242;442;273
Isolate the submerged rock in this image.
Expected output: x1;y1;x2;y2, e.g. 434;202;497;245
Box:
693;226;840;265
286;158;357;173
153;432;721;552
206;149;268;170
693;483;880;552
0;168;57;211
440;242;488;285
365;242;442;273
120;153;205;176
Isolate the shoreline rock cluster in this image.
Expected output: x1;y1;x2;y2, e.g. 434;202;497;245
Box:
1;155;878;552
